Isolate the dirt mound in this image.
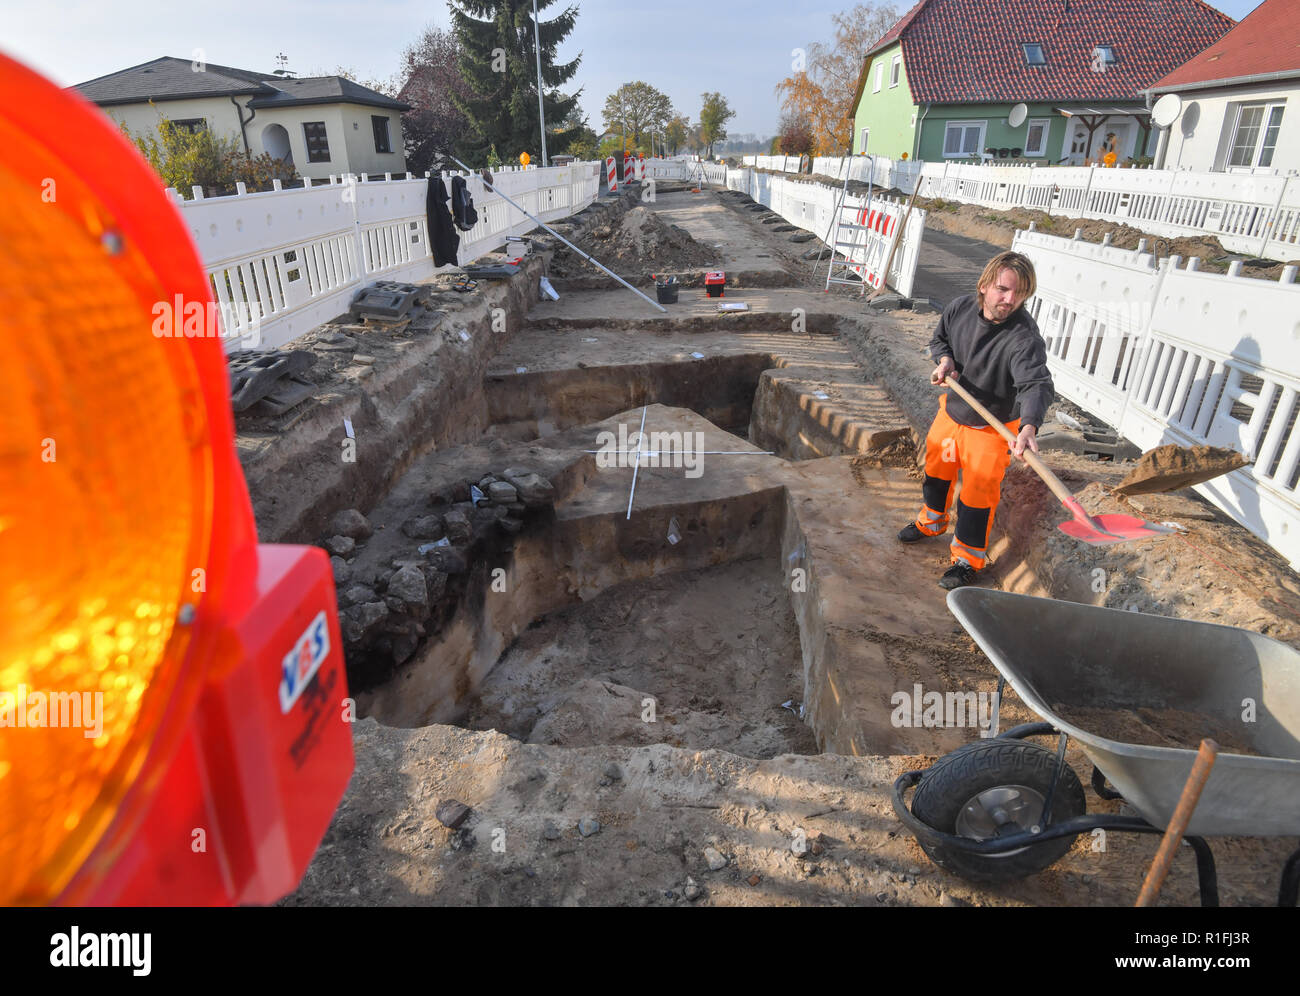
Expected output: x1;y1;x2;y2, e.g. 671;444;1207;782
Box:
850;428;921;481
554;206;718;275
1114;444;1251;496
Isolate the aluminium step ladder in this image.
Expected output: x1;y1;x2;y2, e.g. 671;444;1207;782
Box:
823;154;875;297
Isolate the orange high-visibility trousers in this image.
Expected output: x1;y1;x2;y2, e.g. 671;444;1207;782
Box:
914;394;1020;570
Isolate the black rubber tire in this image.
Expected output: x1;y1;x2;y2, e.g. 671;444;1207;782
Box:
911;739;1087;885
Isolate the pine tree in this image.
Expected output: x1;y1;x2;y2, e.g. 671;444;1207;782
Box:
449;0;582;165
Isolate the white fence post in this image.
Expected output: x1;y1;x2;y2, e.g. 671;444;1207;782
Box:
348;176;367;286
1261;174;1292;258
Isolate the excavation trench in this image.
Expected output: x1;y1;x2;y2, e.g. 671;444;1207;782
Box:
334;337;956;760
262;189;1001;766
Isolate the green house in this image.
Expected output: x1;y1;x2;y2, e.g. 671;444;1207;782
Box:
850;0;1234;167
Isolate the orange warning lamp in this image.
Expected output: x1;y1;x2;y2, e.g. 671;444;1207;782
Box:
520;152;531;166
0;51;352;905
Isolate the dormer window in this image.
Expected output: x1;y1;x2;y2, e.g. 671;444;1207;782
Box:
1023;43;1046;66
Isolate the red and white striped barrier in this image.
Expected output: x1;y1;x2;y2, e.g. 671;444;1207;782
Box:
621;156;636;185
605;157;618;192
637;157;645;181
851;207;897;288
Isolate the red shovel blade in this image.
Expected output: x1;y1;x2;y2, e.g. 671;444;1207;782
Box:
1056;495;1175;544
1058;512;1176;545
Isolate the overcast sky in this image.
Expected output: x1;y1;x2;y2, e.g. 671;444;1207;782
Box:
0;0;1266;137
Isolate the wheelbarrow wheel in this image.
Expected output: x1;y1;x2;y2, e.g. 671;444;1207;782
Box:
911;739;1086;884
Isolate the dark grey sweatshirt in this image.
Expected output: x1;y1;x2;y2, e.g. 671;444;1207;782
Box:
928;294;1055;430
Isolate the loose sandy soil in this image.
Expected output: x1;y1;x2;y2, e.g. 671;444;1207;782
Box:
463;557;817;758
549;204;717;277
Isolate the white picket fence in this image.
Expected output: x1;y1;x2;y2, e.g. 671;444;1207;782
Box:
644;155;700;180
172;162;603;351
1012;226;1300;570
745;154;1300;263
652;159;925;297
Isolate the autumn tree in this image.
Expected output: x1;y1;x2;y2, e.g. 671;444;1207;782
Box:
775;2;899;154
601;81;673;150
776;113;816;156
450;0;583;165
698;92;735;158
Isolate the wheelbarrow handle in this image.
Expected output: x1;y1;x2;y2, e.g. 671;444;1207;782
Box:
942;376;1077;508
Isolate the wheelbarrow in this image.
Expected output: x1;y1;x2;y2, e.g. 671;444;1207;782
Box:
892;588;1300;906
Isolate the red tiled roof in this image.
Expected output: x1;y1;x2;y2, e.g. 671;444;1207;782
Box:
1151;0;1300;90
865;0;1235;104
866;0;929;56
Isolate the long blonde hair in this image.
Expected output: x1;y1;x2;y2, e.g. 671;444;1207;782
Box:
977;251;1037;308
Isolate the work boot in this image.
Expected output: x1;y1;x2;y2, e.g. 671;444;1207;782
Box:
939;563;978;590
897;522;929;543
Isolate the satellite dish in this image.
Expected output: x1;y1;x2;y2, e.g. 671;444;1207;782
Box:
1008;103;1029;128
1152;93;1183;129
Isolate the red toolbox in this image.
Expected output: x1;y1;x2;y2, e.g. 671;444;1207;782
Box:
705;271;726;297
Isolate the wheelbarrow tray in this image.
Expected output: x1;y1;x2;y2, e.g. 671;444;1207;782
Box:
946;588;1300;837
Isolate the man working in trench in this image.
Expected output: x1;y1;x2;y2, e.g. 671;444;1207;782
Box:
898;250;1054;589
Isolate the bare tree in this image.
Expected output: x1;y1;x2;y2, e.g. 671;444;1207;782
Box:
394;25;474;176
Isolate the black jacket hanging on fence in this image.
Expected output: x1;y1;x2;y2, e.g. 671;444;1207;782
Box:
426;177;460;266
450;175;478;231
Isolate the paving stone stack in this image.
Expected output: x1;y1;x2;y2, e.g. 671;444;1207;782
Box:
318;467;557;690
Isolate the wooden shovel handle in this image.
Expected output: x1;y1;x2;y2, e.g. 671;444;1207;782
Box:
1136;738;1218;907
942;376;1076;506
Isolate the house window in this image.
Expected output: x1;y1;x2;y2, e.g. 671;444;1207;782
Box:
304;121;331;163
1023;43;1046;66
860;128;870;154
372;115;392;154
1229;102;1285;168
1261;105;1285;166
1024;118;1050;157
169;118;207;134
1093;45;1116;67
943;120;985;158
874;64;884;93
890;54;902;87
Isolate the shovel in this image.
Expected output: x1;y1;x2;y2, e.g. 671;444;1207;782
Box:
943;377;1174;545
